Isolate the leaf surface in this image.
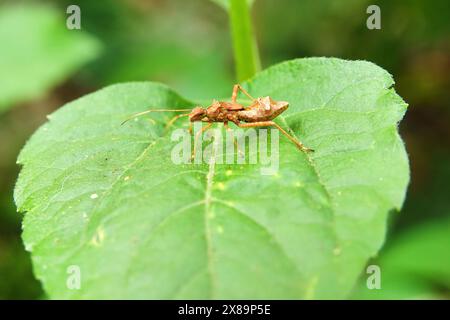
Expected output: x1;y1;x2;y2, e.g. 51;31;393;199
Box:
15;58;409;299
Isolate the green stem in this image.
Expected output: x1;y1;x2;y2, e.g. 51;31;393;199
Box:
229;0;261;82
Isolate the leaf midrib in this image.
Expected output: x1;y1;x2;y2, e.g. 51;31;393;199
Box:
204;140;218;299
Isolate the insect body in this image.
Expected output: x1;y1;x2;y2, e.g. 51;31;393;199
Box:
122;85;313;155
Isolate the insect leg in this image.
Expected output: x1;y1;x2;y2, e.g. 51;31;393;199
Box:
232;84;256;103
224;122;244;157
238;121;313;152
192;122;213;160
165;113;190;131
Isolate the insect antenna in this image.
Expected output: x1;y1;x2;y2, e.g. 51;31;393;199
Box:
121;108;192;126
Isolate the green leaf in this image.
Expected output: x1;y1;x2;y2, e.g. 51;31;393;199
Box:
352;217;450;299
15;58;409;299
0;4;101;113
210;0;255;11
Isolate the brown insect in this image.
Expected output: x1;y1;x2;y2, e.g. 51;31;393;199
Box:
122;84;313;157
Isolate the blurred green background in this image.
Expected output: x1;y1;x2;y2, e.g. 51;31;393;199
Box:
0;0;449;299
